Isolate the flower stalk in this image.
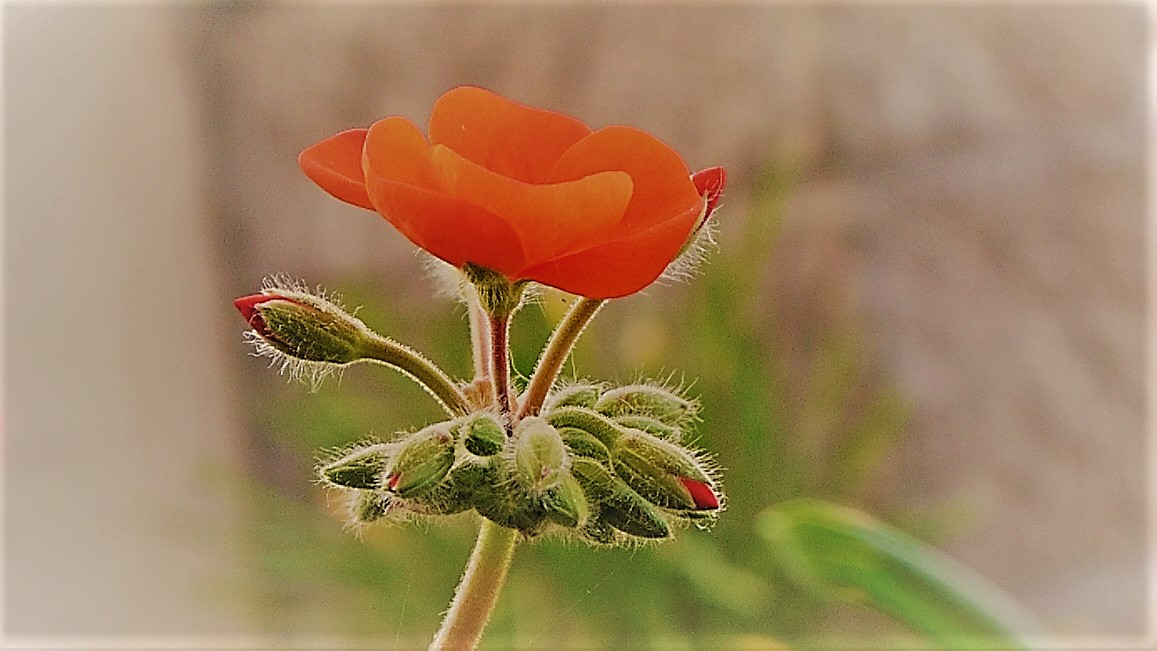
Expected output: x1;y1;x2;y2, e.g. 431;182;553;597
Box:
518;298;606;419
429;520;519;651
361;334;471;416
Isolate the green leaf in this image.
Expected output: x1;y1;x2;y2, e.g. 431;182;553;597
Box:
757;499;1042;650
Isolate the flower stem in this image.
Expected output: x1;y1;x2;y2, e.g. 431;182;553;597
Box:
429;519;518;651
432;299;520;650
362;335;471;416
518;298;606;419
467;290;491;382
489;313;514;417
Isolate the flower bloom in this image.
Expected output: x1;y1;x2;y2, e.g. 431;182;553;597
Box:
299;86;724;299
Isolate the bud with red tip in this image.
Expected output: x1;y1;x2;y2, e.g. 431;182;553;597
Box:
612;431;721;513
385;424;456;498
233;288;372;365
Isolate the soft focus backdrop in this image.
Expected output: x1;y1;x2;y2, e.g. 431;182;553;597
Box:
4;2;1149;647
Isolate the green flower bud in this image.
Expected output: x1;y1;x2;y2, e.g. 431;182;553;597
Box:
545;383;603;411
558;426;612;463
543;473;589;529
613;432;720;512
473;480;548;535
613;415;683;442
512;417;569;494
594;384;697;425
461;413;506;457
411;459;492;516
385;425;456;498
571;458;670;540
348;490;394;524
234;291;372;365
545;406;627;448
319;443;390;490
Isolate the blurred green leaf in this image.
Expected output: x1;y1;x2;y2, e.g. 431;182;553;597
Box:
757;499;1041;650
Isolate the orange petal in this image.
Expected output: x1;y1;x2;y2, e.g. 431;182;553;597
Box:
426;145;632;265
518;200;704;299
364;176;526;277
299;128;374;210
428;86;592;184
549;126;701;233
361;116;431;188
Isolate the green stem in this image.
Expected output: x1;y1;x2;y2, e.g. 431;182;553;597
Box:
362;335;471;416
429;520;518;651
517;298;606;419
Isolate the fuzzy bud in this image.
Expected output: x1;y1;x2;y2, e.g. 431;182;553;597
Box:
545;406;627;448
320;443;390;490
558;426;612;463
545;383;603;411
349;491;394;524
571;458;671;540
384;425;456;498
234;291;372;365
410;459;492;516
613;415;683;442
613;432;720;511
460;413;506;457
543;472;589;529
511;417;569;494
594;384;697;425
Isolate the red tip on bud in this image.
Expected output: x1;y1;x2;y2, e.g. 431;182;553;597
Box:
233;294;275;337
679;477;719;510
691;167;726;219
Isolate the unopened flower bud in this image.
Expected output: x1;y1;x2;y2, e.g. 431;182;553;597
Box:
546;406;627;448
320;443;390;490
385;425;456;498
545;383;603;411
411;459;491;516
614;415;683;442
571;458;670;540
349;491;394;524
542;473;589;529
613;432;720;511
595;384;697;425
558;426;612;463
234;290;372;365
512;417;569;494
691;166;726;228
461;413;506;457
473;480;548;535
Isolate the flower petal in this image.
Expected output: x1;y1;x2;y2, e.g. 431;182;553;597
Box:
299;128;374;210
428;86;592;184
425;145;633;266
518;200;704;299
361;116;431;188
549;126;702;233
363;176;526;277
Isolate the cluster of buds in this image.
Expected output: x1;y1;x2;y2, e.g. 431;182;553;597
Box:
319;383;722;545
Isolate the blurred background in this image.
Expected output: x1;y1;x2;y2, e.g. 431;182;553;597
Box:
4;2;1150;648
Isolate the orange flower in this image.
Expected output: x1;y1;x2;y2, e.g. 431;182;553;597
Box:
299;86;724;299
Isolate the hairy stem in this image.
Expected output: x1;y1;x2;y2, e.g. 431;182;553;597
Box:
489;313;514;417
362;335;470;416
467;290;491;382
429;520;518;651
518;298;606;419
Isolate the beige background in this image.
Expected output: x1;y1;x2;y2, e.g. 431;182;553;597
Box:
4;2;1151;644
